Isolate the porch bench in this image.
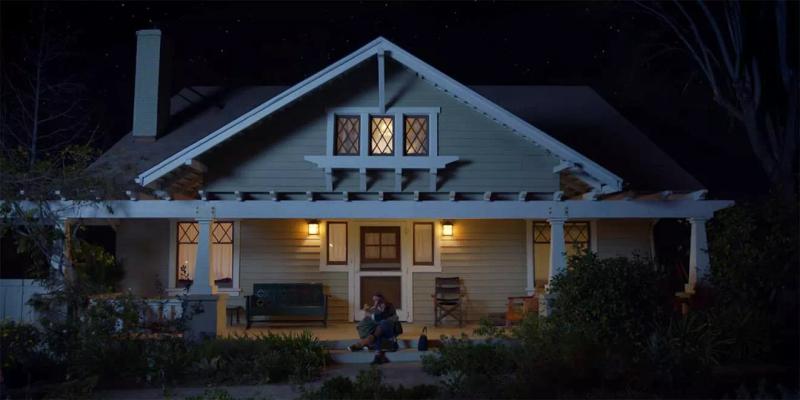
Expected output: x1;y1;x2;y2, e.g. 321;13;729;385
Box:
245;283;329;328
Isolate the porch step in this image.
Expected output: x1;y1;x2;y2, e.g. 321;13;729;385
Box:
328;348;436;364
321;338;441;350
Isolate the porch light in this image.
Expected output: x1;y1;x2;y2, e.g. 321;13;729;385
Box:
308;221;320;236
442;221;454;237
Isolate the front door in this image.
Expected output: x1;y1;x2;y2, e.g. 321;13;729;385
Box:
354;225;409;321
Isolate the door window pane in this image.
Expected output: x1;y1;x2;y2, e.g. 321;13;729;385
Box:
361;226;401;267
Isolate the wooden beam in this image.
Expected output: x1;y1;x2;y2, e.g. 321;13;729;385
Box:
690;190;708;200
184;159;208;173
377;51;386;113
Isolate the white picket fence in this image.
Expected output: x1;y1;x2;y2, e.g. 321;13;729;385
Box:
0;279;46;322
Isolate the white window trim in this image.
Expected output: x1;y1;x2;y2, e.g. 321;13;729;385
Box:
317;219;443;322
319;221;349;272
324;107;443;161
167;220;241;297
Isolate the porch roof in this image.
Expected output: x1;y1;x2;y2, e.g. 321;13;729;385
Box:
44;197;732;220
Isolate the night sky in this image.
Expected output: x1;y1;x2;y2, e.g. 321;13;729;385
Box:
1;1;768;197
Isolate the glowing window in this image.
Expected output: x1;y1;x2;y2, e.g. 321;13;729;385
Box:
335;116;360;155
175;221;234;287
404;116;429;155
369;116;394;155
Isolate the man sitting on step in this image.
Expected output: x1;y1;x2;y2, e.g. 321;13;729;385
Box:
347;292;400;365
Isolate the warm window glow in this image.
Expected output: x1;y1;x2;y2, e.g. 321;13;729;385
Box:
335;116;360;155
370;116;394;155
404;116;429;155
327;222;347;265
413;222;434;265
442;222;454;237
308;221;320;236
176;221;234;287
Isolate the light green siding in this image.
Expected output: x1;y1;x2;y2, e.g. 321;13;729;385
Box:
201;59;560;193
239;220;349;321
596;219;654;259
413;220;528;324
116;219;170;297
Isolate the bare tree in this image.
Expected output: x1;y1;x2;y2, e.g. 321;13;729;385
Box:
0;4;96;167
638;1;798;197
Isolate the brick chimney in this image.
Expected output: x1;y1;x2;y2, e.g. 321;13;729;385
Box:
132;29;171;141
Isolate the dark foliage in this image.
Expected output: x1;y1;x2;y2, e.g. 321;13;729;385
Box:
301;367;439;400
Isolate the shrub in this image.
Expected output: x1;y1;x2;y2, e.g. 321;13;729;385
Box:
549;252;671;348
300;367;439;400
190;331;326;384
0;321;52;389
422;334;515;398
708;196;799;364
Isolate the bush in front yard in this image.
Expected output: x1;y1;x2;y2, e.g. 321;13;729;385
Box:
421;334;515;398
549;252;672;349
300;367;439;400
0;321;54;390
190;331;326;385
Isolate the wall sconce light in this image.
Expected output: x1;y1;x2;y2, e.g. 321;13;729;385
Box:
442;221;454;237
307;220;320;236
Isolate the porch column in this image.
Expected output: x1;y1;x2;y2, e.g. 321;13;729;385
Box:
49;218;71;275
687;217;710;291
189;218;213;295
547;218;567;287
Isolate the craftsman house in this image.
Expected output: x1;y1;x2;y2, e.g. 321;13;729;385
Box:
3;31;732;325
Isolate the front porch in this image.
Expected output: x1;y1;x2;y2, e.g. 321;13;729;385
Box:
225;322;483;342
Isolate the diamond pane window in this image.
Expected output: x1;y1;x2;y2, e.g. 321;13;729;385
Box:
404;116;429;155
175;222;234;286
370;116;394;155
533;223;550;243
335;116;360;155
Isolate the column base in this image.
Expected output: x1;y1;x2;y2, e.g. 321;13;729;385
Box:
183;294;228;341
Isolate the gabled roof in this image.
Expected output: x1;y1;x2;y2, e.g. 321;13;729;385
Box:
132;37;624;192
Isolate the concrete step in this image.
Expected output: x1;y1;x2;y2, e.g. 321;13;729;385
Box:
321;338;440;350
328;348;437;364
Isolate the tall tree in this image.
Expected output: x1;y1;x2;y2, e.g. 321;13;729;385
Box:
638;1;798;197
0;4;96;167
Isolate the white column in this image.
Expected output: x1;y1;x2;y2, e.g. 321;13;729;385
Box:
687;217;710;291
189;218;213;295
547;218;567;288
525;220;535;295
49;218;69;274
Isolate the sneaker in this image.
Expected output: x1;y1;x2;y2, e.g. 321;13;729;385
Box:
347;344;364;352
371;353;390;365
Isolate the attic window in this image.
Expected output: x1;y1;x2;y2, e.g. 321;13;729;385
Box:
335;116;360;155
370;116;394;155
404;116;429;155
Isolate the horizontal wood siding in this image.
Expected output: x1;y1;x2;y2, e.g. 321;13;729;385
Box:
116;219;170;297
202;59;560;193
413;220;528;323
239;220;349;321
597;219;654;259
